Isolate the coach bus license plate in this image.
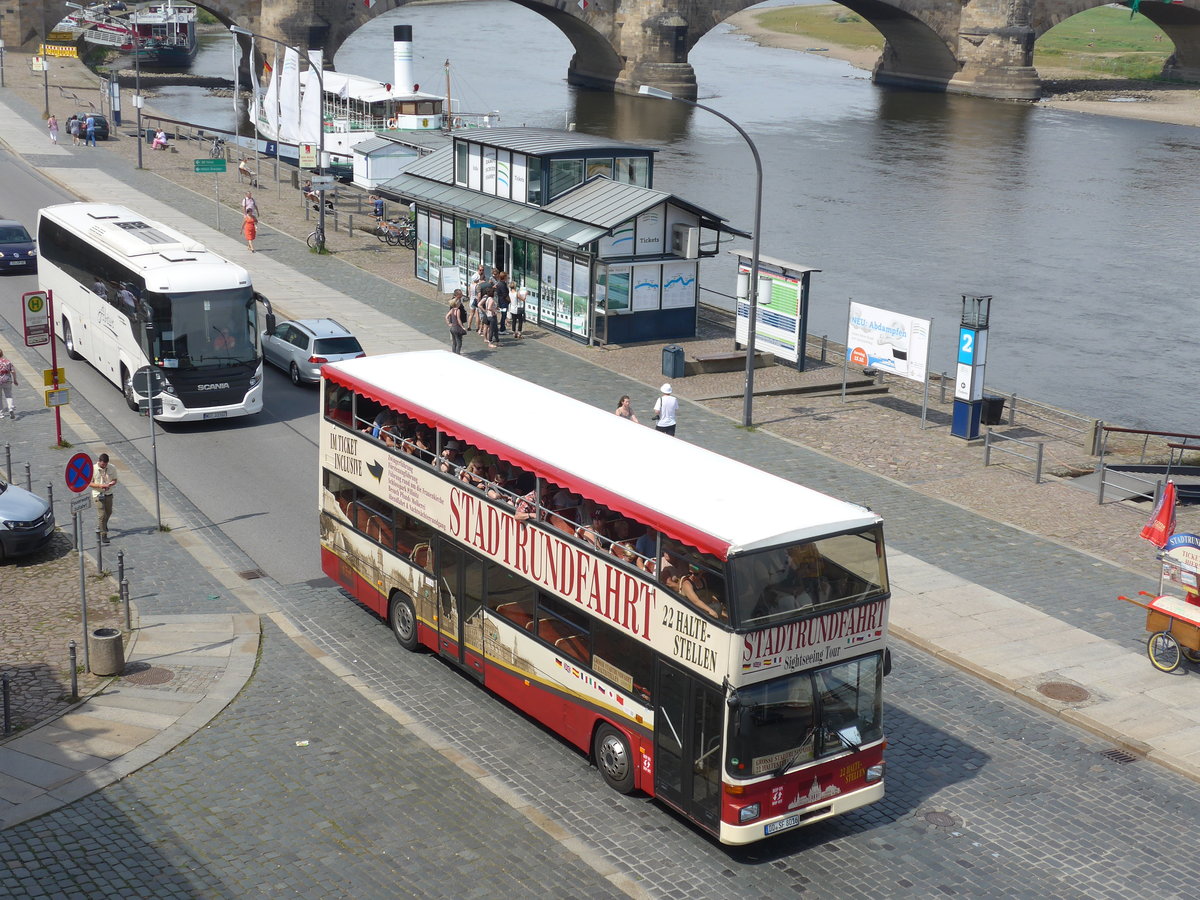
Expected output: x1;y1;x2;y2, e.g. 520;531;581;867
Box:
203;411;228;419
11;260;26;266
764;814;801;836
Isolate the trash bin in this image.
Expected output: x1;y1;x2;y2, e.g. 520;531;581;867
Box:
662;344;685;379
88;627;125;677
981;395;1006;426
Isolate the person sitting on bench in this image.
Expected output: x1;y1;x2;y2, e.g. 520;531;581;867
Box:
238;158;258;186
151;129;169;150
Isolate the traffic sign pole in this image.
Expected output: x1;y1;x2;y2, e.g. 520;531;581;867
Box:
48;290;63;446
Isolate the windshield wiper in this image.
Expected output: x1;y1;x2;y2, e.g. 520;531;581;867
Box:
772;726;817;777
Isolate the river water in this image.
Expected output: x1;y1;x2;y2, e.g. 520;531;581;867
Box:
168;1;1199;432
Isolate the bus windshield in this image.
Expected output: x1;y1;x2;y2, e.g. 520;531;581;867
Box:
729;526;887;628
142;287;258;369
726;654;883;778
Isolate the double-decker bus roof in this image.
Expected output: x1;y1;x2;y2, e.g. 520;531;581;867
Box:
325;351;879;560
39;203;251;294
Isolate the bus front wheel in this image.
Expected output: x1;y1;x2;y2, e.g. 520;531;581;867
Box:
594;723;635;794
62;319;83;360
121;367;139;411
389;592;419;651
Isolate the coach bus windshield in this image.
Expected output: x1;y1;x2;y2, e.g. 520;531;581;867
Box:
729;526;887;628
140;287;259;369
726;655;883;779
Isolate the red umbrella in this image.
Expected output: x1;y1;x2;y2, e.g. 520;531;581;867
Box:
1141;480;1177;549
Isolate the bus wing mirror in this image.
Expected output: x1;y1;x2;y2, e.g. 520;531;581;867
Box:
882;647;892;677
264;311;276;334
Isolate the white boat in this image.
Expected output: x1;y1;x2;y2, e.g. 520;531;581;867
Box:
251;25;497;167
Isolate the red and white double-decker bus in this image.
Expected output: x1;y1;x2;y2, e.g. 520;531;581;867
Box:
319;351;891;845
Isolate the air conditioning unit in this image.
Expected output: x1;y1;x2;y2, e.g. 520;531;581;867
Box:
671;223;699;258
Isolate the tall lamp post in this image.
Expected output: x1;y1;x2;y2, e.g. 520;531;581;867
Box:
230;25;325;252
637;85;763;428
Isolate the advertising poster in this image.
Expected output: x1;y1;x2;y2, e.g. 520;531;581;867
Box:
845;302;931;385
661;261;697;309
735;267;803;363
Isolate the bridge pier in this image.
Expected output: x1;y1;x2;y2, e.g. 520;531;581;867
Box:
566;9;698;100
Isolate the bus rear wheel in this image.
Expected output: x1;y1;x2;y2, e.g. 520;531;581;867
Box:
389;592;419;651
594;723;635;794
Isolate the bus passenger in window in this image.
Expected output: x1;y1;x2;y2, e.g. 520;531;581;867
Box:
439;439;465;474
514;489;540;522
577;511;611;550
679;570;726;620
759;545;831;614
413;427;435;462
117;284;138;314
659;552;685;590
93;277;109;300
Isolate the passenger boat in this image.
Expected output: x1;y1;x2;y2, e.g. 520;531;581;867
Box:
131;1;198;68
251;24;497;166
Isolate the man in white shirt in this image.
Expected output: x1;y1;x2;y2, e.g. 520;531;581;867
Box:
90;453;119;543
653;383;679;436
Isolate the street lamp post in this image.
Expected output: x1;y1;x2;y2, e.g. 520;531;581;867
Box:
637;85;763;428
230;25;326;252
133;29;143;170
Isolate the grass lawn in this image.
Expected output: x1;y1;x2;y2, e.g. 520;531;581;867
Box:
754;4;1175;80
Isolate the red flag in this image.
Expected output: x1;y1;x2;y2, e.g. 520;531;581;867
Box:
1141;480;1177;548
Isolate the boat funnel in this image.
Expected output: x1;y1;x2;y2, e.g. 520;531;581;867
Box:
393;25;414;96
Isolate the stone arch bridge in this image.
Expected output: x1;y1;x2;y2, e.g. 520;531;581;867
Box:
8;0;1200;100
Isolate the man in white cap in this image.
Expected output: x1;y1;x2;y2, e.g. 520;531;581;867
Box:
653;383;679;436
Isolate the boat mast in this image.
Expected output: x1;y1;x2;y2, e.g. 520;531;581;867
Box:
444;59;452;131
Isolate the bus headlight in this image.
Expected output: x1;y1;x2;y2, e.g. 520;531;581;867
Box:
249;373;261;388
738;803;761;824
866;763;884;783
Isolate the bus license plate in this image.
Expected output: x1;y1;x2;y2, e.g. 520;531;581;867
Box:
203;411;228;419
764;815;801;836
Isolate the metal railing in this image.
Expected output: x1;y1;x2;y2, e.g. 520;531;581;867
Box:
983;430;1046;483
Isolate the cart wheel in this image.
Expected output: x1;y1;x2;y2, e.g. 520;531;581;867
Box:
1147;631;1182;672
1180;645;1200;665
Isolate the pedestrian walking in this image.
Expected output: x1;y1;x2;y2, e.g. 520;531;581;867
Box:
0;348;18;420
445;291;468;354
242;212;257;252
241;190;259;219
90;453;118;543
614;395;639;424
481;288;499;349
494;271;511;333
67;114;80;146
47;114;59;145
653;383;678;436
85;114;97;147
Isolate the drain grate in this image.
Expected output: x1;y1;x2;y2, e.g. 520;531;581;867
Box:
1100;748;1138;765
237;569;266;580
922;810;961;829
1037;681;1091;703
121;663;175;686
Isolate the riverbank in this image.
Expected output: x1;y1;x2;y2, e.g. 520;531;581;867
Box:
725;6;1200;128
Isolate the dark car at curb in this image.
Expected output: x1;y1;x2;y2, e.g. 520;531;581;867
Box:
0;220;37;273
0;479;55;561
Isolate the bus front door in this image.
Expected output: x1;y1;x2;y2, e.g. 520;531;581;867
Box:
653;662;723;833
435;539;486;682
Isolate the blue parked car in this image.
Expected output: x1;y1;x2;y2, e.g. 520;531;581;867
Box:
0;479;55;561
0;220;37;274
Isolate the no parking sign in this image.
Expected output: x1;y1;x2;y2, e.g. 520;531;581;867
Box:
65;452;93;493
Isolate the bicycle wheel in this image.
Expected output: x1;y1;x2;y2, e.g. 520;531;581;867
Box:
307;230;324;250
401;230;416;249
385;229;400;246
376;227;390;243
1147;631;1181;673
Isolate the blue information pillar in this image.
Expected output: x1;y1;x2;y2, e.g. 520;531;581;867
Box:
950;295;991;441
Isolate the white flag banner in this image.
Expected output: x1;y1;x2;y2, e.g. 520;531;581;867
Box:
278;46;301;144
262;46;280;137
248;36;262;132
299;49;323;144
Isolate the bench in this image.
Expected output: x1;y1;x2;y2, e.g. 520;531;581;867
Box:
684;350;774;377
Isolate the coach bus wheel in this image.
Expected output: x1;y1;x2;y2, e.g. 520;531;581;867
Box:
1147;631;1181;673
594;723;635;794
121;367;139;411
63;320;83;360
389;592;419;651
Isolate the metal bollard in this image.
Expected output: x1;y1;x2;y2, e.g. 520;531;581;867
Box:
121;578;131;631
2;671;10;736
47;483;55;527
4;442;10;482
347;213;353;234
24;461;31;492
69;640;78;700
96;528;104;571
939;372;948;404
820;335;828;364
117;549;125;585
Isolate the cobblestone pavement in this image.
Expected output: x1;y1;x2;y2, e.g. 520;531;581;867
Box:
3;49;1200;899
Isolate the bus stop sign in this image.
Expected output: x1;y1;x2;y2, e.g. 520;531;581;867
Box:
65;452;93;493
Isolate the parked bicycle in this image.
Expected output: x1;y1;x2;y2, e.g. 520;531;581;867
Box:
208;135;225;159
307;227;326;251
375;218;416;248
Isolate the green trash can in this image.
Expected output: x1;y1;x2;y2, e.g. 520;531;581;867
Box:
662;345;685;379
